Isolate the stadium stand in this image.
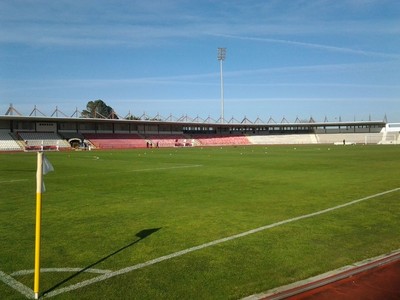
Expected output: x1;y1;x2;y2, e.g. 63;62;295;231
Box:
380;132;400;144
59;132;86;141
0;131;23;151
248;134;318;145
378;124;400;144
146;134;193;147
0;111;392;151
18;132;71;151
0;131;393;151
83;133;147;149
193;134;251;146
58;132;93;149
316;133;384;145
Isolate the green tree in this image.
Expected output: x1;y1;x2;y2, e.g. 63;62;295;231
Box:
125;115;141;120
81;100;118;119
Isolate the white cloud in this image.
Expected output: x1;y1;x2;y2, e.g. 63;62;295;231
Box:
1;0;399;48
210;34;400;59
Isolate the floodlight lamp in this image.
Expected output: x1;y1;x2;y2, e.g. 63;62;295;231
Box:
217;47;226;61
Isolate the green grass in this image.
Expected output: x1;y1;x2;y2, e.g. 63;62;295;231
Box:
1;145;400;299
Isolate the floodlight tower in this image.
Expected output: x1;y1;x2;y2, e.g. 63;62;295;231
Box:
217;47;226;123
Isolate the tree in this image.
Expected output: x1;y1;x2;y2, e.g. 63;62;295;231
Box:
81;100;118;119
125;115;141;120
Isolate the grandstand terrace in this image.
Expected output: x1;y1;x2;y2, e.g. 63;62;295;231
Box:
0;105;395;151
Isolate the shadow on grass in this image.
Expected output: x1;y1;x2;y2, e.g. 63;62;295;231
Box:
42;228;161;296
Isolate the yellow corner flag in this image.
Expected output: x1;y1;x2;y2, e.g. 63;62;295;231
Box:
34;152;54;299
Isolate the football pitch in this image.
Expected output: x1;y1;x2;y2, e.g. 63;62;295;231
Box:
1;145;400;299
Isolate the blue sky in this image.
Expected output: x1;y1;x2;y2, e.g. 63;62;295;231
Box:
1;0;399;122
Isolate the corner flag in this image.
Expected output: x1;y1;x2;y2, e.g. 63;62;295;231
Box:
43;154;54;175
41;154;54;192
34;152;54;299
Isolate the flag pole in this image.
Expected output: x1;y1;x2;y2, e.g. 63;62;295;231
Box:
34;151;43;299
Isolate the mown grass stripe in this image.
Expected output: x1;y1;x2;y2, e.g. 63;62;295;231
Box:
44;187;400;298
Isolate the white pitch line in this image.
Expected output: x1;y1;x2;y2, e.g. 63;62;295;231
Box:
68;164;203;178
126;164;203;173
0;270;33;299
11;268;112;276
0;164;202;183
44;187;400;298
0;179;29;184
0;268;112;299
